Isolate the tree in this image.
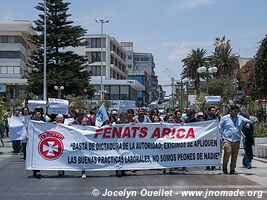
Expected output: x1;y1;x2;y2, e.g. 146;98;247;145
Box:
254;34;267;99
203;76;236;102
238;59;256;99
27;0;94;99
181;48;208;94
209;36;239;77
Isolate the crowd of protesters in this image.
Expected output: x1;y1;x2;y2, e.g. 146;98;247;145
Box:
0;99;258;179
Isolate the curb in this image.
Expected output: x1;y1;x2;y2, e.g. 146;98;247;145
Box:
254;157;267;164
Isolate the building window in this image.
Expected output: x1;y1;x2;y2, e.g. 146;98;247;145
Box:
91;38;100;48
128;64;132;69
0;36;8;43
91;52;101;62
90;38;106;48
0;36;27;49
0;66;20;74
135;57;140;61
0;51;20;59
128;55;132;60
90;66;106;76
113;71;116;79
14;67;20;74
104;85;110;100
7;67;13;74
110;85;120;100
120;85;129;100
0;66;7;73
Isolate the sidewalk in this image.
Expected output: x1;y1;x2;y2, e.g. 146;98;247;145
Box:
0;138;13;155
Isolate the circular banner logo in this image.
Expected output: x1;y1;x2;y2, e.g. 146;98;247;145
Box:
96;112;103;121
38;131;64;161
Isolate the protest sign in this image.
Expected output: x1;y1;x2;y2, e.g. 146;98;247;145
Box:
205;96;221;105
48;98;69;115
26;120;221;171
28;100;47;113
117;100;137;113
8;116;29;141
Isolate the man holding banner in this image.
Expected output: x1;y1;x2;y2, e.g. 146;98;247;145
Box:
219;105;252;175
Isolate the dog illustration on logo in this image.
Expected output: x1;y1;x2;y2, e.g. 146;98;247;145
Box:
38;131;64;161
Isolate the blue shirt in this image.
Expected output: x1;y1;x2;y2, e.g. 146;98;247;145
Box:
219;114;251;142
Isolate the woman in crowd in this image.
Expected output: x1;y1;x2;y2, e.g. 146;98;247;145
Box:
165;114;176;124
151;115;161;122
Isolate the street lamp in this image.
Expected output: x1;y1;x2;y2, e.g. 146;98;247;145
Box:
176;78;189;111
197;66;218;95
182;78;189;108
43;0;47;101
95;19;109;103
54;86;64;99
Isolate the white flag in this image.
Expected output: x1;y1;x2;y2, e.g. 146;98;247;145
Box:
95;104;109;127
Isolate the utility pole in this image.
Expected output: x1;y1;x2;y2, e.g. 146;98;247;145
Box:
171;77;175;109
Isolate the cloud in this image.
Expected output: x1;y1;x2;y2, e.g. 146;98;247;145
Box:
169;0;217;15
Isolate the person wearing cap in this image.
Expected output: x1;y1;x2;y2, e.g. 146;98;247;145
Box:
55;114;64;123
196;112;205;122
110;109;121;125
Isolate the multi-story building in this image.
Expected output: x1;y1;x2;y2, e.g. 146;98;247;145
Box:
0;20;35;102
239;57;252;68
121;42;159;106
80;34;144;105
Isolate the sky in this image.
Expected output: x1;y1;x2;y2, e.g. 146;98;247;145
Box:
1;0;267;95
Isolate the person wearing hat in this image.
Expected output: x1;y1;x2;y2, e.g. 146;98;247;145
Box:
110;109;121;125
196;112;205;122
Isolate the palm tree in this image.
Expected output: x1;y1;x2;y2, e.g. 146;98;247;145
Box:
181;48;208;94
210;36;239;77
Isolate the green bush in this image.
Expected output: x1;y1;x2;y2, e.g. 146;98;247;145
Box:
254;122;267;137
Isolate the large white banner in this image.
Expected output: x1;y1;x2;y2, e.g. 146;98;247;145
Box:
26;120;221;171
8;116;29;141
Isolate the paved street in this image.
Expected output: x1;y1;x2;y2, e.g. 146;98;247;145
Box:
0;139;267;200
